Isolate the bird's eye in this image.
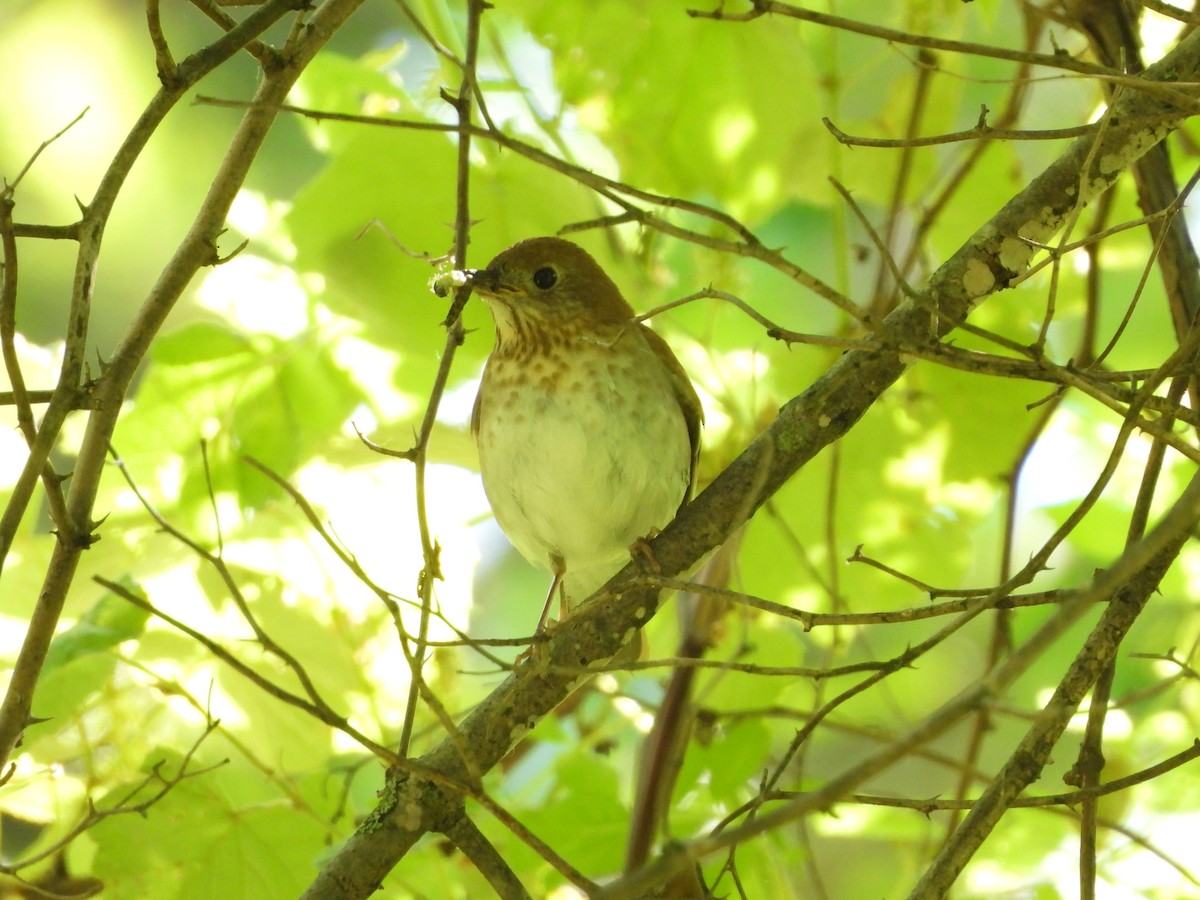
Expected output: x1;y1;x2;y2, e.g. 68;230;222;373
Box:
532;267;558;290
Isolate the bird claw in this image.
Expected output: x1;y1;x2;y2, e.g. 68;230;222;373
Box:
515;618;560;667
630;533;663;574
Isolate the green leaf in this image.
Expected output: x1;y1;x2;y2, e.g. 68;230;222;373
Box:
706;718;771;801
292;51;415;155
503;0;824;218
43;579;149;674
91;750;327;900
116;331;365;512
152;322;254;366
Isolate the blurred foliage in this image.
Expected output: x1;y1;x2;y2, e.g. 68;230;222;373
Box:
2;1;1200;898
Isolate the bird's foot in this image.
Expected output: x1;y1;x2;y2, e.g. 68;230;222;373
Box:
515;617;560;667
630;532;663;575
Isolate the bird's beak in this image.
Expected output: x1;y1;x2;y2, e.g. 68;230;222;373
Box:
464;268;490;288
465;267;517;298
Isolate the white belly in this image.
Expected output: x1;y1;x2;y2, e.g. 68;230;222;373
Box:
475;338;691;592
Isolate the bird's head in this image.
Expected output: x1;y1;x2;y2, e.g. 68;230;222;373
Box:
467;237;636;340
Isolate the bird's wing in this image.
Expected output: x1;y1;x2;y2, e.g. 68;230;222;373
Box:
470;377;482;441
638;324;703;504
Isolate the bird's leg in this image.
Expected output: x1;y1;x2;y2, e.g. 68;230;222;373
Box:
536;575;560;634
517;557;567;666
557;565;570;621
536;553;568;634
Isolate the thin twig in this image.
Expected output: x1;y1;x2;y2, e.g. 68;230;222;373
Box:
823;110;1183;148
395;0;488;764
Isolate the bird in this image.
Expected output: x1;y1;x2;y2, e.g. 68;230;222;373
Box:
467;236;702;635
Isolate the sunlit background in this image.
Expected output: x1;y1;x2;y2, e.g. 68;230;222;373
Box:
3;1;1200;897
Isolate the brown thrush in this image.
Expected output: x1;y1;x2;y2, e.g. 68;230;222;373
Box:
468;237;702;632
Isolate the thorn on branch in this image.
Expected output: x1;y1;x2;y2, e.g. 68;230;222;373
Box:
45;467;70;490
93;347;112;376
213;237;249;266
52;526;102;550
